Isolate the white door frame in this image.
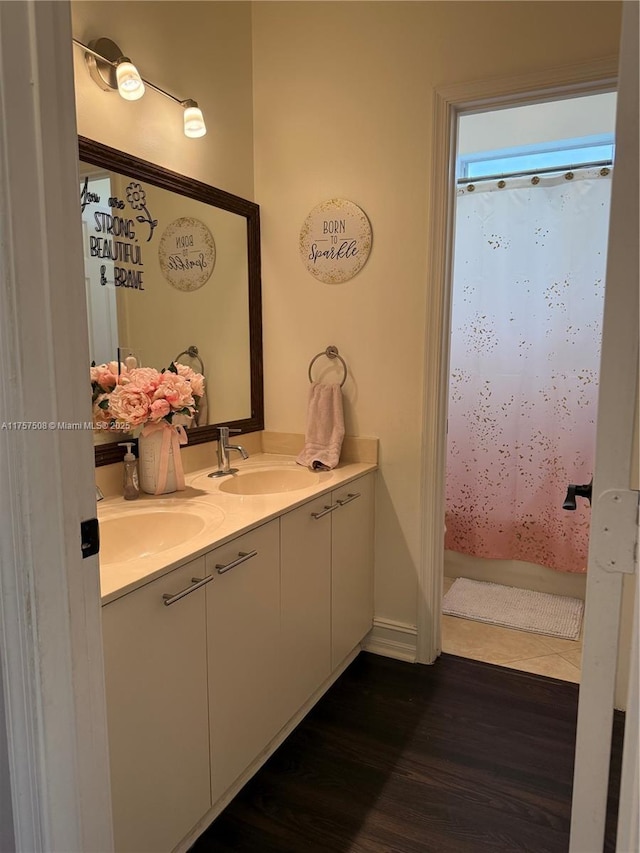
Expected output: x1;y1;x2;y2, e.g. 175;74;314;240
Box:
0;2;113;851
416;55;618;664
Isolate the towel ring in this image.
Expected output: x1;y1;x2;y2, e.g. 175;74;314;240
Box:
308;345;348;388
174;344;205;375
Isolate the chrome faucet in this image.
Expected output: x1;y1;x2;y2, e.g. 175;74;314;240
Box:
208;426;248;478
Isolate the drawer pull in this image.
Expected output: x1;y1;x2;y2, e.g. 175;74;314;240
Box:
216;550;258;574
336;492;361;507
162;574;214;606
311;504;339;520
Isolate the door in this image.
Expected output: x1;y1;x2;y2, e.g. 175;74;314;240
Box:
206;521;281;805
331;474;375;669
0;2;113;851
280;495;332;719
102;558;210;853
569;3;639;850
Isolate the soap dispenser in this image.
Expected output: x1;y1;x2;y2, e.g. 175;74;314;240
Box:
118;442;140;501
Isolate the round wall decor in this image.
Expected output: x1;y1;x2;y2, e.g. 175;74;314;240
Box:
299;198;372;284
158;217;216;292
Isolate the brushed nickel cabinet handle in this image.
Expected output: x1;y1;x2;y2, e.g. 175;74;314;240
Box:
215;550;258;574
336;492;361;507
311;504;339;519
162;574;214;606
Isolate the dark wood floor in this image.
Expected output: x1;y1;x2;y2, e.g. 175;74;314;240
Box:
190;652;624;853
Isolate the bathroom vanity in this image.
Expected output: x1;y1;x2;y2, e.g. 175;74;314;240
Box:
98;454;376;853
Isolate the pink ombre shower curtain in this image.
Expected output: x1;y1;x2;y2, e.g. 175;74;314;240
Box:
445;166;612;573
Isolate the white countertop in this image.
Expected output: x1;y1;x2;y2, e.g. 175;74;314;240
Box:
98;453;377;605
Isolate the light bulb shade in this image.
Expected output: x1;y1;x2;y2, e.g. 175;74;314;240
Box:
183;102;206;138
116;59;145;101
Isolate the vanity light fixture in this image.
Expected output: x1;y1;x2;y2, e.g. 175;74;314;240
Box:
114;57;145;101
182;100;207;138
73;37;207;138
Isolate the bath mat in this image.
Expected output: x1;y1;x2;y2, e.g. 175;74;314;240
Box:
443;578;583;640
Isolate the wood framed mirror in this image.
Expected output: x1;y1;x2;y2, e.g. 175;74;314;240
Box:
79;137;263;466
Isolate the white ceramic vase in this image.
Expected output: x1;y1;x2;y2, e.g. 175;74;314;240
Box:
138;429;181;495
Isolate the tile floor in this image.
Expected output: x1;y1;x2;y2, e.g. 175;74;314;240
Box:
441;577;583;683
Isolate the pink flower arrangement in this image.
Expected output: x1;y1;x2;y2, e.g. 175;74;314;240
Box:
90;360;204;433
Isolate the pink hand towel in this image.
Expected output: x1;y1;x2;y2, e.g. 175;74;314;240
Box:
296;382;345;470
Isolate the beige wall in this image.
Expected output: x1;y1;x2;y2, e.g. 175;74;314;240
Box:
72;2;255;200
252;1;622;628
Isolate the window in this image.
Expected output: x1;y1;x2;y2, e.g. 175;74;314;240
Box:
456;134;615;181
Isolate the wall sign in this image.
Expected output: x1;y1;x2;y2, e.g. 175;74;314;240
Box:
158;217;216;292
299;198;372;284
81;178;157;291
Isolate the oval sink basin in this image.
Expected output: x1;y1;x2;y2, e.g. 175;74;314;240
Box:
218;467;320;496
99;504;224;564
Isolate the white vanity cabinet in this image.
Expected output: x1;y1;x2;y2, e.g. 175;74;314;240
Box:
205;520;282;805
330;474;375;669
101;466;376;852
279;472;375;712
101;556;211;853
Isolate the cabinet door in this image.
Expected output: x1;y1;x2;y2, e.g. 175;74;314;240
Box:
102;557;210;853
280;494;332;721
206;520;281;805
331;473;375;669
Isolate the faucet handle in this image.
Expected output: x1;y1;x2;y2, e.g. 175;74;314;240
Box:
218;426;241;439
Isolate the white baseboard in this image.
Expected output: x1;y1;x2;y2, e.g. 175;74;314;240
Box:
362;618;417;663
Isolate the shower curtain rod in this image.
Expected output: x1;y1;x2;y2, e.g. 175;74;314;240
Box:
456;158;613;185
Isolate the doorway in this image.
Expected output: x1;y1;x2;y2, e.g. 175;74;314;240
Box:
441;94;616;681
414;60;620;669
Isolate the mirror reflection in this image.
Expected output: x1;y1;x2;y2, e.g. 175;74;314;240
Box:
78;138;263;465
